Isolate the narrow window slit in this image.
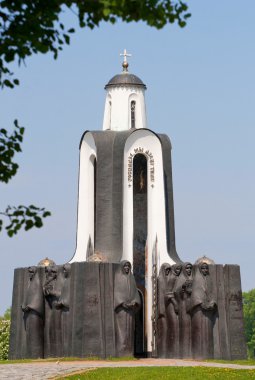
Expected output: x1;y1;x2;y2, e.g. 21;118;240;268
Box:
131;101;136;128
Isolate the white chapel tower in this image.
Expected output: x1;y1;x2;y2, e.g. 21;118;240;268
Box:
70;50;181;355
102;49;147;131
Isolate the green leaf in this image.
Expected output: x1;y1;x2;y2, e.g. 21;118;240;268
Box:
43;211;51;217
28;205;38;210
24;220;34;231
3;80;14;88
34;217;43;228
64;34;70;44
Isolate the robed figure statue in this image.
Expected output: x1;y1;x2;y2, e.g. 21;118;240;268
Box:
164;264;182;358
188;262;217;359
43;265;63;357
157;263;171;357
22;266;44;358
114;260;140;357
55;263;71;356
175;262;193;358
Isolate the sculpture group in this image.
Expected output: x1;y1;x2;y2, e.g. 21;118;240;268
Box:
20;261;141;359
157;261;217;359
21;264;71;358
9;259;246;360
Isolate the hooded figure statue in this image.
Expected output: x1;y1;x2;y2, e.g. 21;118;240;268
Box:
56;263;71;356
164;263;182;358
188;262;217;359
175;262;193;358
22;266;44;358
157;263;171;357
114;260;140;357
43;265;63;357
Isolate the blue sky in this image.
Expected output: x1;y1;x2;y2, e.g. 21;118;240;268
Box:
0;1;255;314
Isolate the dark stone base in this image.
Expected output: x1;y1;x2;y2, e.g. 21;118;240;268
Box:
156;264;247;360
9;262;118;359
9;262;247;360
214;264;247;360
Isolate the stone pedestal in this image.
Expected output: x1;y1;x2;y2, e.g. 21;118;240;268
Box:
9;262;247;360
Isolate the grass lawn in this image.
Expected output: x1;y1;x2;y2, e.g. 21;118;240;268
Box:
58;366;255;380
206;359;255;366
0;356;135;365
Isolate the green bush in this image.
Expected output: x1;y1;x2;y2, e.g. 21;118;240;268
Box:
0;319;10;360
243;289;255;358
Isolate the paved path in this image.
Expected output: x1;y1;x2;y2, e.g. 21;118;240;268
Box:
1;359;255;379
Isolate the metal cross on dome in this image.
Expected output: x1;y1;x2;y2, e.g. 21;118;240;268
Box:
120;49;132;72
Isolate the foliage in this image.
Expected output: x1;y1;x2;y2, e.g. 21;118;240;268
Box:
0;119;24;183
0;1;190;236
0;308;11;321
0;120;51;236
57;366;255;380
0;205;51;237
243;289;255;358
0;320;10;360
0;0;190;88
0;307;11;360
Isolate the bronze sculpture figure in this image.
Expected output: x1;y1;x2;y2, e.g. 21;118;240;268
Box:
188;262;217;359
56;263;71;356
43;265;63;357
114;260;140;356
157;263;171;357
165;264;182;358
176;262;193;358
22;266;44;358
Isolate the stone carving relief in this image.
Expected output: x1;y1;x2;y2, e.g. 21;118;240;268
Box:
43;265;63;357
16;260;246;361
114;260;141;356
22;266;44;358
176;262;193;358
157;263;171;357
55;263;71;356
189;262;217;359
157;260;218;359
164;264;182;358
157;263;182;357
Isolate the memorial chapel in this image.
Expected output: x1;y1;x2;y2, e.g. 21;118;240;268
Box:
9;51;247;361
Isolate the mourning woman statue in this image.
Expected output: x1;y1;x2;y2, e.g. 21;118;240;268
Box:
157;263;171;357
56;263;71;356
176;262;193;358
22;266;44;358
164;263;182;358
114;260;141;357
188;262;217;359
43;265;63;357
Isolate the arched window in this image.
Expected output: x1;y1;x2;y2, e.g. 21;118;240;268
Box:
133;153;147;291
131;100;136;128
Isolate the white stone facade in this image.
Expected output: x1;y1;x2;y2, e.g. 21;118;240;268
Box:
102;85;147;131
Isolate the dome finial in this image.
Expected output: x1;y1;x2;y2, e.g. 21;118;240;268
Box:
120;48;132;72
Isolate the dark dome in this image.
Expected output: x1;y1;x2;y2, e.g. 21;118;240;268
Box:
105;73;146;89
